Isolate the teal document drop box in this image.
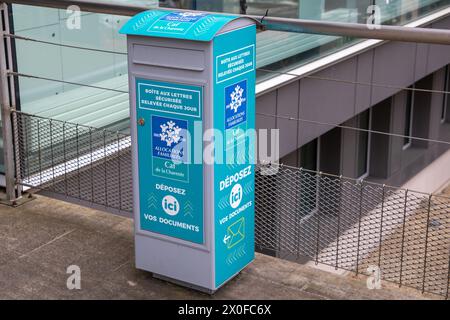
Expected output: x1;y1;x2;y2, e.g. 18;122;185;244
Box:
120;10;256;292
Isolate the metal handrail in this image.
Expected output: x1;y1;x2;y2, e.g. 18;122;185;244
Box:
3;0;450;45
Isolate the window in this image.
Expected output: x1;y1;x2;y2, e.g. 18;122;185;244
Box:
442;66;449;123
319;127;342;175
403;87;414;149
356;109;371;179
300;138;318;171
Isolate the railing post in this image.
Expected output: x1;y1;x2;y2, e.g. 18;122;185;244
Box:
0;2;18;204
335;175;342;270
49;119;55;187
103;129;108;207
62;121;68;196
296;167;303;258
76;124;81;199
355;178;364;275
422;194;432;294
117;131;122;211
89;127;94;203
399;189;408;287
315;171;322;265
446;250;450;300
36;119;42;185
378;184;386;269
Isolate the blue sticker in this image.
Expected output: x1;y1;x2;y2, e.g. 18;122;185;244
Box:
213;25;256;289
138;81;202;118
160;12;208;23
225;80;247;130
120;10;240;42
136;78;204;244
216;45;255;83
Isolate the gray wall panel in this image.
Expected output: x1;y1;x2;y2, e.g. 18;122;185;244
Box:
426;16;450;74
415;43;430;80
355;51;374;114
256;91;277;161
340;118;358;178
389;92;406;177
276;82;299;158
297;59;356;147
429;69;445;142
371;41;416;106
426;42;450;74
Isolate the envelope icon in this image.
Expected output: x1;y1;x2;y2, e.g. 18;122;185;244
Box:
226;217;245;249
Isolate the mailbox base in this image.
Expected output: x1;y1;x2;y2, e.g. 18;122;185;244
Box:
152;273;216;295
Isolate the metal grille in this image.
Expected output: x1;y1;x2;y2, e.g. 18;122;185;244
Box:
255;164;450;298
14;111;133;214
13;111;450;298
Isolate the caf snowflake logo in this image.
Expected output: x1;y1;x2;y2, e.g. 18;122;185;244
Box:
159;120;182;147
228;85;246;113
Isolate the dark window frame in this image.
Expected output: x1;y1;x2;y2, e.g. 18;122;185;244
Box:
442;66;449;123
403;86;414;149
356;108;372;179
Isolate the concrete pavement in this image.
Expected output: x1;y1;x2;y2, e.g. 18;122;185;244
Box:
0;193;440;300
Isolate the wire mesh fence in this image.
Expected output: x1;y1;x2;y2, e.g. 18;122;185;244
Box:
13;111;450;298
14;111;133;214
255;164;450;298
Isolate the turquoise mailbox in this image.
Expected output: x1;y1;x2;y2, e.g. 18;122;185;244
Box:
120;10;256;292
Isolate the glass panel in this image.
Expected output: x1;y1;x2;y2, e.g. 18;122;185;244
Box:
9;0;450;133
357;109;370;178
160;1;450;83
375;0;448;25
12;4;133;133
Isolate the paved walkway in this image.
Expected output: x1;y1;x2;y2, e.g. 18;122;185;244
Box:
0;193;439;300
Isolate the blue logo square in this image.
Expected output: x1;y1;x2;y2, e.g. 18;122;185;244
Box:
225;80;247;130
152;116;188;162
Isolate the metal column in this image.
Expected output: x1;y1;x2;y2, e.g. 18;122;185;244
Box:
0;2;20;204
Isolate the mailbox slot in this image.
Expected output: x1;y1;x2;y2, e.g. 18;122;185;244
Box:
132;44;205;71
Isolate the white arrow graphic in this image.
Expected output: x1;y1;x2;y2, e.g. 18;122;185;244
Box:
223;234;230;245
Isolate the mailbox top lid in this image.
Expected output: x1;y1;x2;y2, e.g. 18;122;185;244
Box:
120;10;246;42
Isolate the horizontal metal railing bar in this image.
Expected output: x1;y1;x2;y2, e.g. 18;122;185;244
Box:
256;111;450;147
259;68;450;96
4;33;128;55
3;0;150;16
9;36;450;98
8;71;128;94
8;31;450;98
3;0;450;45
11;70;450;148
13;109;450;201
